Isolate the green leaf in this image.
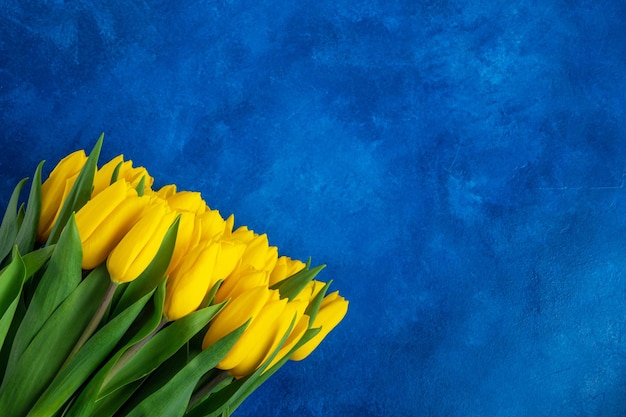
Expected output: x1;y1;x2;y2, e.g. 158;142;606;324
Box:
26;286;155;417
110;161;123;184
113;215;180;315
0;247;26;352
5;215;82;377
0;178;28;264
136;175;146;196
304;280;331;326
15;161;43;255
0;265;110;417
47;133;104;245
125;323;247;417
100;302;226;398
270;263;326;301
64;281;167;417
21;245;55;279
90;378;145;417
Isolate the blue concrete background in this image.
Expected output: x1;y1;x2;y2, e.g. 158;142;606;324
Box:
2;0;626;416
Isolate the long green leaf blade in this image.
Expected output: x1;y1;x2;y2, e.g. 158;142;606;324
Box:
0;265;110;417
0;178;28;263
15;161;43;255
101;302;226;398
270;264;326;301
5;215;82;376
26;287;155;417
125;323;247;417
0;247;26;351
64;280;167;417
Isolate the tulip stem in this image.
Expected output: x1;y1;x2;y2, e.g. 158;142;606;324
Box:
188;370;231;411
63;282;118;368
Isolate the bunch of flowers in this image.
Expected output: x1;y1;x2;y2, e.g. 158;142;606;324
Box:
0;135;348;417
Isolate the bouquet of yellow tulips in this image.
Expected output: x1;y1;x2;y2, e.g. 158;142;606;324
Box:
0;134;348;417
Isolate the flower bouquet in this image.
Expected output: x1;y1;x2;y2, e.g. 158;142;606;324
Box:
0;134;348;417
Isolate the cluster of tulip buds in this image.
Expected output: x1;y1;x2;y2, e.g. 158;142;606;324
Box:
38;140;348;378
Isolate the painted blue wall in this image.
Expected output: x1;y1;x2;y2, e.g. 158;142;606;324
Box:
2;1;626;415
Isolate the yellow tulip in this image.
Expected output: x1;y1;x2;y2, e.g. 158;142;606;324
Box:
269;256;306;286
163;240;221;320
290;291;348;361
197;209;227;241
213;265;269;304
156;184;177;199
37;150;88;241
75;180;149;269
92;155;124;196
202;286;272;364
166;211;202;274
239;233;277;273
224;230;278;277
167;191;206;215
106;200;177;283
222;214;235;239
118;160;154;193
210;240;246;283
204;287;300;377
263;300;310;370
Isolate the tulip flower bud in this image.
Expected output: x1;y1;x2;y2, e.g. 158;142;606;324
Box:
156;184;177;199
166;211;202;274
75;180;149;269
92;155;124;196
210;240;246;283
263;300;310;370
92;156;155;197
197;209;227;241
37;150;88;241
269;256;306;286
167;191;206;215
117;160;154;193
290;291;349;361
203;286;272;359
203;287;300;377
163;239;221;321
106;200;177;283
213;266;269;304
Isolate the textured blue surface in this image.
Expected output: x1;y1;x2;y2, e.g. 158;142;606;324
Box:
2;1;626;416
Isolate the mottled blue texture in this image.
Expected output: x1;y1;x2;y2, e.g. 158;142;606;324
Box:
2;0;626;415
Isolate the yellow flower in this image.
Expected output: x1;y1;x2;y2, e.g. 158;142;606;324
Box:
163;240;221;321
37;150;88;241
106;199;177;283
155;184;177;199
75;180;149;270
92;156;154;197
290;291;348;361
213;265;268;304
166;211;202;274
269;256;306;286
167;191;206;215
91;155;123;196
263;300;310;370
239;233;277;273
210;240;247;284
197;209;227;241
203;287;301;378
